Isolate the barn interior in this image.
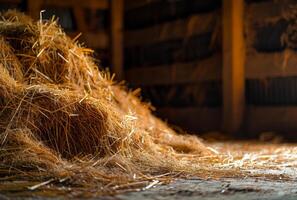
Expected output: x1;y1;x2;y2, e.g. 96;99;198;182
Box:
1;0;297;199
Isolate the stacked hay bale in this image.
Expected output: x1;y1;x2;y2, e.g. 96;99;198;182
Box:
0;11;210;192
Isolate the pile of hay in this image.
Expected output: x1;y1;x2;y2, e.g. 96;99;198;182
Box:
3;11;297;197
0;11;212;193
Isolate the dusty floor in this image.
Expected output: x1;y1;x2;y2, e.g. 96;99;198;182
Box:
1;177;297;200
2;141;297;199
117;178;297;200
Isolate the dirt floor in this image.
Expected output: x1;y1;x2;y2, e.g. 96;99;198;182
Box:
2;139;297;200
117;178;297;200
1;177;297;200
2;140;297;199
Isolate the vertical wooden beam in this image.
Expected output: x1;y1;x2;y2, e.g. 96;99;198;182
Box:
27;0;43;20
73;6;88;32
222;0;245;133
110;0;124;80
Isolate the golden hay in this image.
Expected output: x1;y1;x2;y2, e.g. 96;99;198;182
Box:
0;11;210;192
2;11;297;196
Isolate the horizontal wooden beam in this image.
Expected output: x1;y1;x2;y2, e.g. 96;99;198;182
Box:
125;12;217;47
43;0;109;9
0;0;21;3
126;54;221;86
124;0;159;11
157;107;221;133
156;106;297;134
68;31;109;49
245;106;297;134
247;0;296;22
126;51;297;86
246;51;297;79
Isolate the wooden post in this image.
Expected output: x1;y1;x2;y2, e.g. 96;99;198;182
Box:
27;0;42;20
73;6;88;32
110;0;124;80
222;0;245;133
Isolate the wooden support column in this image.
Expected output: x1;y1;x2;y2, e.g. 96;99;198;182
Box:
27;0;42;20
73;6;88;32
110;0;124;80
222;0;245;133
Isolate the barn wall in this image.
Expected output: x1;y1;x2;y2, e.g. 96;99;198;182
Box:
124;0;222;133
125;0;297;137
244;0;297;136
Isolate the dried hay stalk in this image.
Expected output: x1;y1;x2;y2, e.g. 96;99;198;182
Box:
0;11;210;193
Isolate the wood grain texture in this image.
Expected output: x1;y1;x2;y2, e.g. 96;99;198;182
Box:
222;0;245;133
125;12;218;47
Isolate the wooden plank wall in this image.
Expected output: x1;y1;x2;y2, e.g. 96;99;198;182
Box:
244;0;297;136
124;0;222;133
125;0;297;136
